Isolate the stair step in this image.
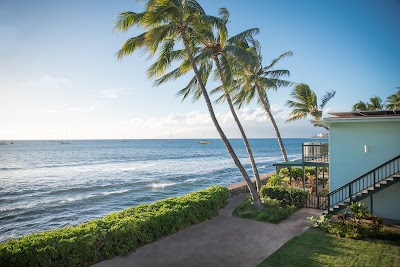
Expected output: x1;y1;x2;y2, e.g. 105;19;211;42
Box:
386;177;394;181
379;180;387;185
392;174;400;178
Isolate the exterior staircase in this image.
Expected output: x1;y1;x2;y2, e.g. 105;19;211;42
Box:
327;155;400;214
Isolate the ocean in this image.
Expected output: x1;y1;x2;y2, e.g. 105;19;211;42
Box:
0;138;314;243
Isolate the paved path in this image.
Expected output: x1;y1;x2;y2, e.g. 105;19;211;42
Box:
92;195;322;267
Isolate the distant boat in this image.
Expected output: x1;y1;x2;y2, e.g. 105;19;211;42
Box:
59;133;70;144
198;140;212;145
166;131;174;142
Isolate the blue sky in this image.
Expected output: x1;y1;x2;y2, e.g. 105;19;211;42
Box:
0;0;399;140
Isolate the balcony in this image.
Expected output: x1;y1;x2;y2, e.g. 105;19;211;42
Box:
302;142;329;163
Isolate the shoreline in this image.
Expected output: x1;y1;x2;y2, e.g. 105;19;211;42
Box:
226;172;275;198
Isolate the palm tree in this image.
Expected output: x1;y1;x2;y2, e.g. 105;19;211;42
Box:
231;44;293;162
352;101;368;111
286;83;336;130
151;10;263;192
368;96;383;110
114;0;263;209
352;96;384;111
386;89;400;110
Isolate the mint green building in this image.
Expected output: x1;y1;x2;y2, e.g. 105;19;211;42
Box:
324;111;400;220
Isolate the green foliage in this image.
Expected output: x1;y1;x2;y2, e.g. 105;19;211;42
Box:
348;201;370;220
309;202;400;241
278;167;320;179
308;214;332;230
260;185;308;208
0;186;228;267
266;174;284;187
233;197;297;224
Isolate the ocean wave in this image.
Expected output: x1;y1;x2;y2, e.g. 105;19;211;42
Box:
60;197;77;203
101;189;130;196
151;182;177;189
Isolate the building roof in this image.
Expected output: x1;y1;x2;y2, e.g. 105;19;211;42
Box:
323;110;400;126
329;110;400;118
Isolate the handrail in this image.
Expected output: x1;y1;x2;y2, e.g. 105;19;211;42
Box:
327;154;400;209
302;142;329;162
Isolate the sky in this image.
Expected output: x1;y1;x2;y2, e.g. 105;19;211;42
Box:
0;0;399;140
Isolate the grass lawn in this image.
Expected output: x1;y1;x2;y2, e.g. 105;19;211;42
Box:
232;197;297;224
258;229;400;267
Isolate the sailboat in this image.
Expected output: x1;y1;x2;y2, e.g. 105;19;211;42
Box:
59;133;70;144
166;131;174;142
198;132;212;144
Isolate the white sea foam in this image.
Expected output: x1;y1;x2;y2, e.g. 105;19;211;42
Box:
183;178;198;183
61;197;76;203
151;182;177;189
101;189;130;196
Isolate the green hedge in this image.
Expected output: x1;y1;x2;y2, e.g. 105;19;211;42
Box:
260;185;307;208
0;186;229;267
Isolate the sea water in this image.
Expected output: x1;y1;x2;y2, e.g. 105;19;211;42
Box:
0;138;313;243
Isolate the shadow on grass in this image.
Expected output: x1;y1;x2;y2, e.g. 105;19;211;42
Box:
258;229;400;267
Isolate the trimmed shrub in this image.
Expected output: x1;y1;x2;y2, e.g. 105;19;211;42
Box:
0;186;228;267
260;185;307;208
266;174;284;187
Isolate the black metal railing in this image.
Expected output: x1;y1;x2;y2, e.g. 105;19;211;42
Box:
302;142;329;162
327;155;400;210
306;194;327;210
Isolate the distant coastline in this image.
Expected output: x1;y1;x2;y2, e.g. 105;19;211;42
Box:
311;133;328;138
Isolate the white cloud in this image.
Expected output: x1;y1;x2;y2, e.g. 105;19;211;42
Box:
43;104;95;113
23;74;71;90
100;88;133;99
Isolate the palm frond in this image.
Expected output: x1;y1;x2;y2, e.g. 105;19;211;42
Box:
319;90;336;109
285;108;309;122
264;51;293;71
116;32;147;60
114;12;145;32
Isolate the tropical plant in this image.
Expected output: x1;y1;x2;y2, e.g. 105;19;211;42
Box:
114;0;263;209
386;89;400;110
352;96;383;111
352;100;368;111
229;43;293;162
0;186;228;266
286;83;336;130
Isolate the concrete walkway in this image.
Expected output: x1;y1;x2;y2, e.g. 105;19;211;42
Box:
92;195;322;267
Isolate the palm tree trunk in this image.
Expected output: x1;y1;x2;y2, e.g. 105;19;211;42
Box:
214;58;262;192
181;33;263;210
255;83;288;162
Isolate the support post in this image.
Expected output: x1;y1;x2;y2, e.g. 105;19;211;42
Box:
289;167;292;186
370;195;373;214
315;166;318;195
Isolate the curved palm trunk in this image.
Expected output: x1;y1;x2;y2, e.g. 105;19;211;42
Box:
214;58;262;192
255;83;288;162
181;33;263;210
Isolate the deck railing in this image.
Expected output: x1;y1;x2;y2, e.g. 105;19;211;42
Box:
327;155;400;210
302;142;329;162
